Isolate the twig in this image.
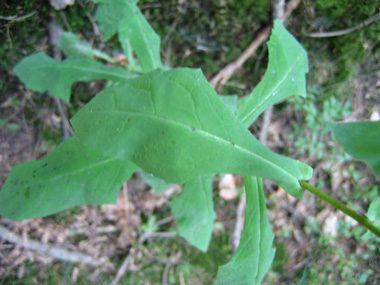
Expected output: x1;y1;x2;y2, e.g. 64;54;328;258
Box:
59;10;72;32
53;97;74;140
111;249;134;285
210;26;271;89
232;192;246;251
162;260;172;285
78;0;100;37
138;232;177;245
210;0;300;89
0;225;111;267
0;11;36;21
49;16;74;139
153;216;175;227
307;12;380;38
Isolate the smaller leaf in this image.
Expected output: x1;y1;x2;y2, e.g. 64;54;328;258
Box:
169;176;215;252
237;20;308;127
13;52;136;101
331;121;380;175
94;0;163;73
215;176;275;284
0;136;137;221
367;200;380;222
58;31;115;63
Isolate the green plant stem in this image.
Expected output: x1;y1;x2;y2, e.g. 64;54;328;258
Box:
300;181;380;238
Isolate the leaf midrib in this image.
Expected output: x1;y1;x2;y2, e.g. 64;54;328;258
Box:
38;62;131;81
89;109;297;183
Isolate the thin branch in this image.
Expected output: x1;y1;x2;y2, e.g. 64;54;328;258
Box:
0;225;111;267
232;192;246;251
111;250;134;285
307;12;380;38
52;97;74;140
300;181;380;238
138;232;177;245
0;11;36;21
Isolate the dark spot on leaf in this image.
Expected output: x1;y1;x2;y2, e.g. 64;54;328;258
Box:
25;188;30;198
128;117;132;122
52;167;57;171
42;163;48;168
171;140;175;145
231;142;235;146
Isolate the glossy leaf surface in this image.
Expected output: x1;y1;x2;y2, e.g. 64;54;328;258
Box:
237;20;308;127
72;68;312;198
13;52;135;101
169;176;215;252
215;177;275;284
331;121;380;175
94;0;163;73
58;31;115;63
0;136;137;221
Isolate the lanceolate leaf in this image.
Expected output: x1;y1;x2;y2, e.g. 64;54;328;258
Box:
169;176;215;252
93;0;163;73
72;68;312;198
13;52;136;101
331;121;380;175
236;20;308;127
0;136;137;221
58;31;115;63
215;177;275;284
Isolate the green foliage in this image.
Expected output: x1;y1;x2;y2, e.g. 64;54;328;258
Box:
332;121;380;176
290;91;351;160
71;68;311;196
170;176;215;252
367;200;380;222
3;1;379;283
13;52;135;101
0;136;137;220
237;20;308;127
94;0;163;72
215;177;275;284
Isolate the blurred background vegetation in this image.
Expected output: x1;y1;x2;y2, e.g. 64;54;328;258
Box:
0;0;379;284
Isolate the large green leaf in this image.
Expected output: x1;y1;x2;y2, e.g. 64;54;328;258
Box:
169;176;215;252
0;136;137;221
93;0;163;73
331;121;380;175
13;52;136;101
215;176;276;284
72;68;312;198
236;20;308;127
58;31;115;63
